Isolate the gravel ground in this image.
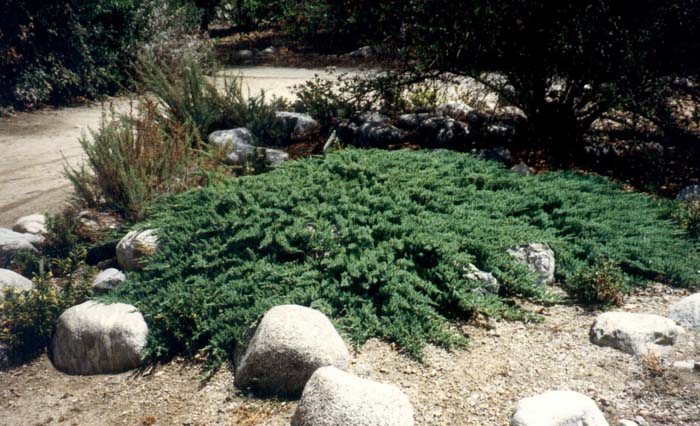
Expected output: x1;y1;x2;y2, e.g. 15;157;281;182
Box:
1;285;698;426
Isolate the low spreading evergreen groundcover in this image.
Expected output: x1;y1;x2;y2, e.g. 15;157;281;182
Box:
108;149;700;367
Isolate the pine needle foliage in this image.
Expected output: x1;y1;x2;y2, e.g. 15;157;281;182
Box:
108;149;700;369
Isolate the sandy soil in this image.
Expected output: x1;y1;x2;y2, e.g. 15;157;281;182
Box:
0;66;353;228
1;285;698;426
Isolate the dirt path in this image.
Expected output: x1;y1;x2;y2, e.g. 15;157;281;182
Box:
0;66;354;227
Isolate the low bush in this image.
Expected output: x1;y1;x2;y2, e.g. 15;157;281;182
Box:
675;202;700;239
137;56;287;145
1;0;142;108
0;271;92;362
108;149;700;369
65;100;206;220
0;0;212;109
566;259;627;308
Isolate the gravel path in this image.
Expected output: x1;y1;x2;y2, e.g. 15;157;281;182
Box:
1;285;697;426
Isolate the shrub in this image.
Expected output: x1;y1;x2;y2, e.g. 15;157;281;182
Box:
137;56;288;145
137;0;215;68
0;0;143;108
109;149;700;370
136;56;222;141
675;202;700;239
0;270;91;362
566;259;627;307
65;100;203;219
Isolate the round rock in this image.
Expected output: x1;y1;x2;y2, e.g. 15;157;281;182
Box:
116;229;159;271
291;366;414;426
209;128;289;166
589;311;684;356
275;112;320;141
511;390;609;426
234;305;349;397
51;301;148;375
0;227;44;268
669;293;700;330
676;185;700;202
12;214;47;235
507;243;556;285
92;268;127;294
0;268;33;299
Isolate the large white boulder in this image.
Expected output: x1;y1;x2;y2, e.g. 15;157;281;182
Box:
589;312;684;356
0;268;33;298
275;112;320;141
116;229;159;272
92;268;127;294
12;214;47;235
51;301;148;375
291;366;414;426
507;243;556;285
234;305;349;397
0;228;43;268
511;390;609;426
669;293;700;330
208;128;289;166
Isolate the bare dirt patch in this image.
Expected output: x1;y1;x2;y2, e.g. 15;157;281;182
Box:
2;285;697;426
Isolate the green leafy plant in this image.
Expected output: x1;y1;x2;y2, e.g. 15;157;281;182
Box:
0;269;92;362
66;100;202;220
136;56;288;145
566;259;627;307
108;149;699;371
675;201;700;239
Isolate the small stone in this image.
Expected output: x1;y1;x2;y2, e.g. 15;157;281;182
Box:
668;293;700;330
671;360;695;370
0;228;44;268
275;112;320;141
291;366;414;426
507;243;556;285
511;162;532;176
116;229;159;272
511;390;609;426
92;268;126;294
464;264;500;295
12;214;47;235
676;185;700;202
618;420;639;426
347;46;375;59
437;102;474;122
209;128;288;166
589;312;684;356
0;268;32;299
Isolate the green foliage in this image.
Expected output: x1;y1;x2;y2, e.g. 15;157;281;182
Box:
675;202;700;239
566;259;627;308
137;56;287;145
0;270;92;362
136;56;222;141
65;100;202;220
214;78;289;146
0;0;143;107
109;149;700;369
